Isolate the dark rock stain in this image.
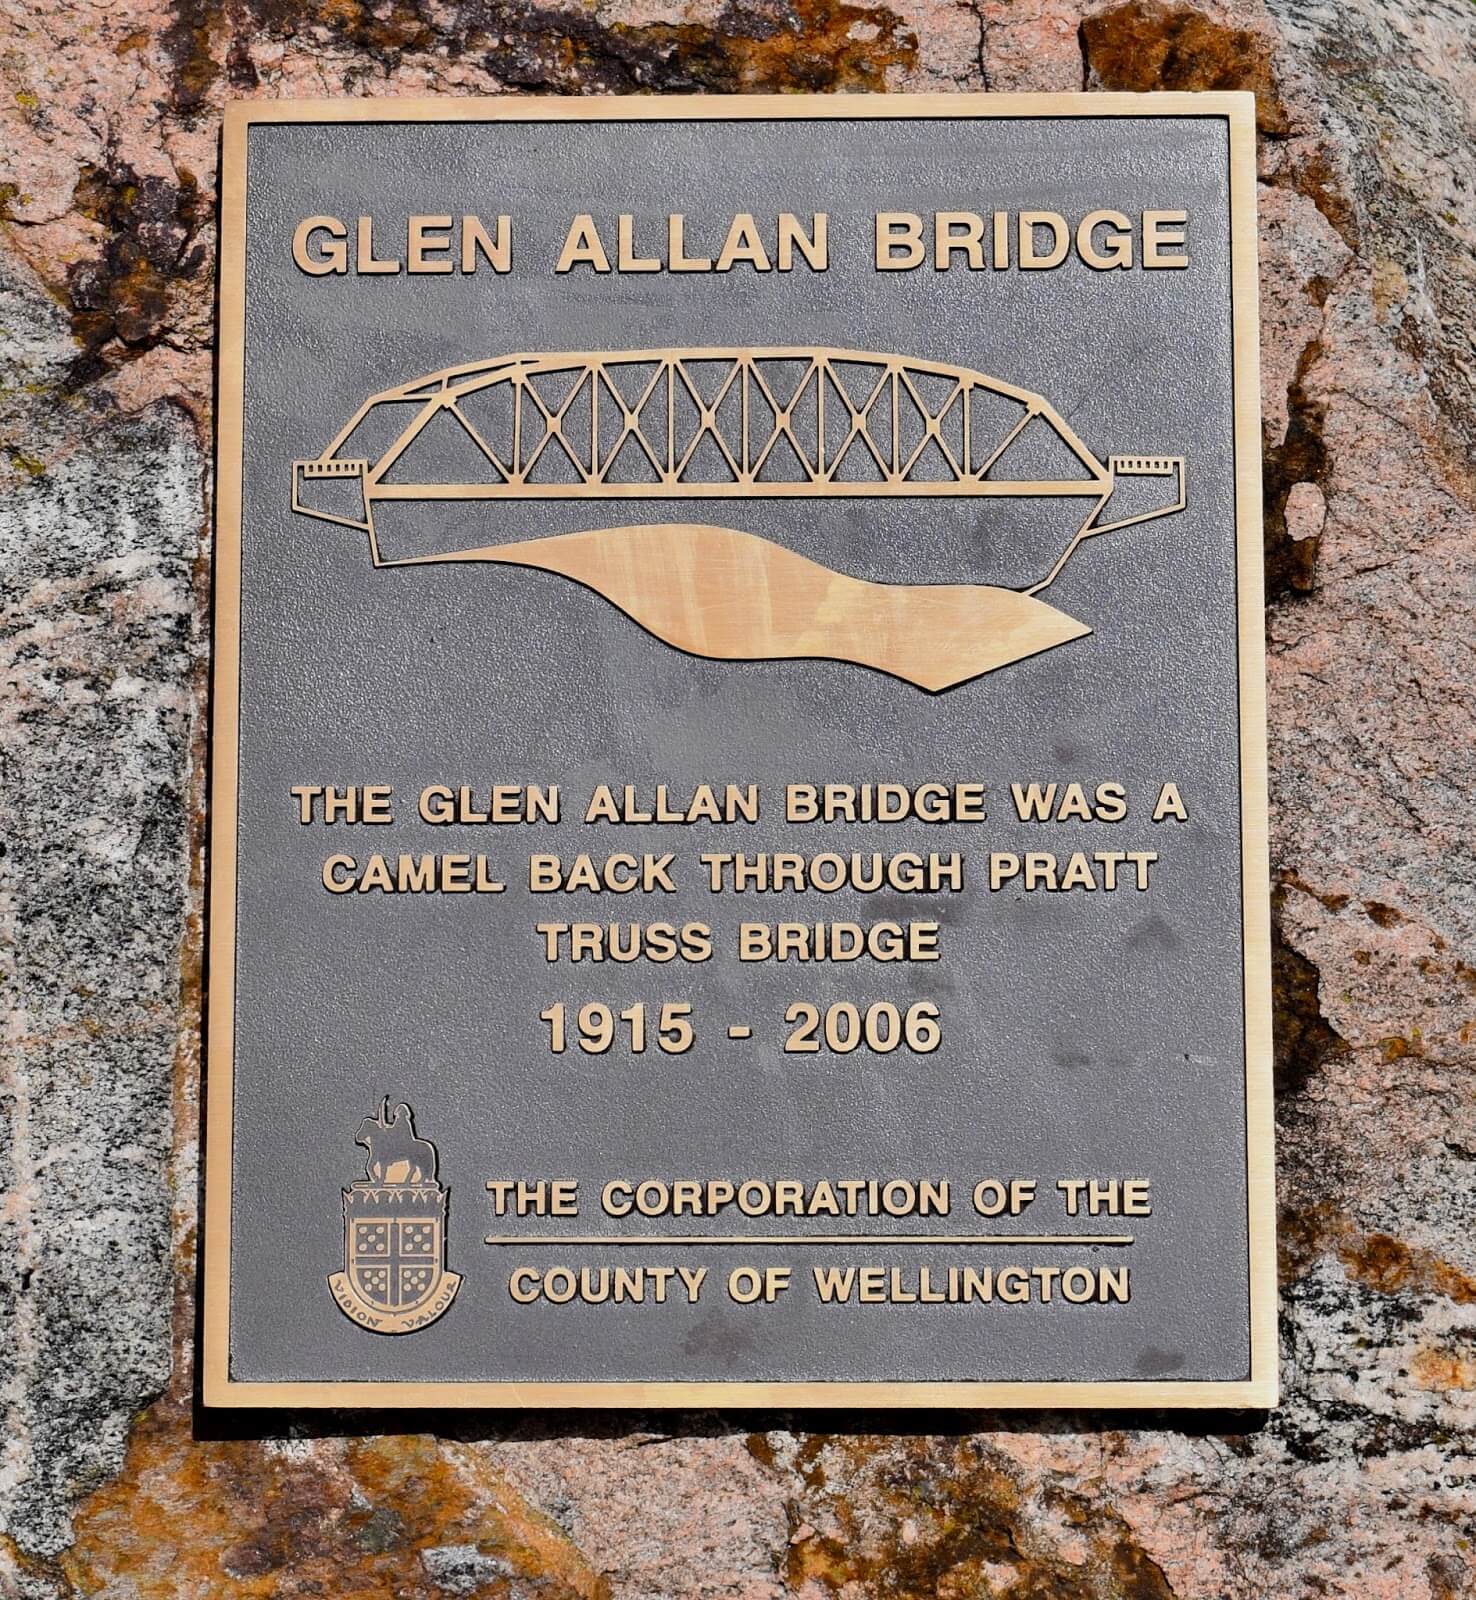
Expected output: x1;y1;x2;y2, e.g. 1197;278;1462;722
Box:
65;162;207;388
785;1439;1193;1599
1270;889;1348;1102
236;0;916;93
1263;341;1331;602
1077;5;1336;601
1081;0;1289;134
161;0;221;113
1109;1538;1180;1599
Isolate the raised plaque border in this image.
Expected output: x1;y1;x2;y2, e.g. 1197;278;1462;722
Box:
203;92;1275;1410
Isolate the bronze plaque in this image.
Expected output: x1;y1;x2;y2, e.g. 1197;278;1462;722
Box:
205;94;1275;1407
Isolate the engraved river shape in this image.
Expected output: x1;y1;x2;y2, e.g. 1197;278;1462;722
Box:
291;348;1185;691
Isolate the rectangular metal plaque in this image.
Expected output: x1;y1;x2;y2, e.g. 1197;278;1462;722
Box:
206;93;1275;1408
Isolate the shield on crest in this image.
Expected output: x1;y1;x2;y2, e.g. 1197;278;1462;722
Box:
327;1101;461;1334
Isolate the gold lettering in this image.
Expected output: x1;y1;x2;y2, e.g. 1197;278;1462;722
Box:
407;215;453;273
778;212;827;271
356;215;400;274
667;214;711;273
934;211;985;270
617;214;660;273
1076;209;1133;270
462;214;510;273
1018;211;1068;270
556;214;611;274
715;214;769;273
1143;209;1189;268
293;216;346;275
1152;782;1189;821
876;212;924;270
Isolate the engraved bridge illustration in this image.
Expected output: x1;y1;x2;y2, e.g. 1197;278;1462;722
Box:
292;348;1185;691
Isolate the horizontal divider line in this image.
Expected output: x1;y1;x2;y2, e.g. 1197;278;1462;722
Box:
483;1234;1134;1247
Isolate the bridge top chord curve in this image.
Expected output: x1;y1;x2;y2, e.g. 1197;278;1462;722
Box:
315;348;1115;501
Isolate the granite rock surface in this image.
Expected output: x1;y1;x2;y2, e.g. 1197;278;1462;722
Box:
1;0;1473;1595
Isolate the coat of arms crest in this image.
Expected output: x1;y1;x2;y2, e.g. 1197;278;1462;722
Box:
327;1099;461;1333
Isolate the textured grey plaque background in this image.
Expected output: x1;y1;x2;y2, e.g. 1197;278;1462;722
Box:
229;113;1247;1384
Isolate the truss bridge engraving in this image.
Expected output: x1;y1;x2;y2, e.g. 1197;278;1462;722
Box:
292;347;1186;690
